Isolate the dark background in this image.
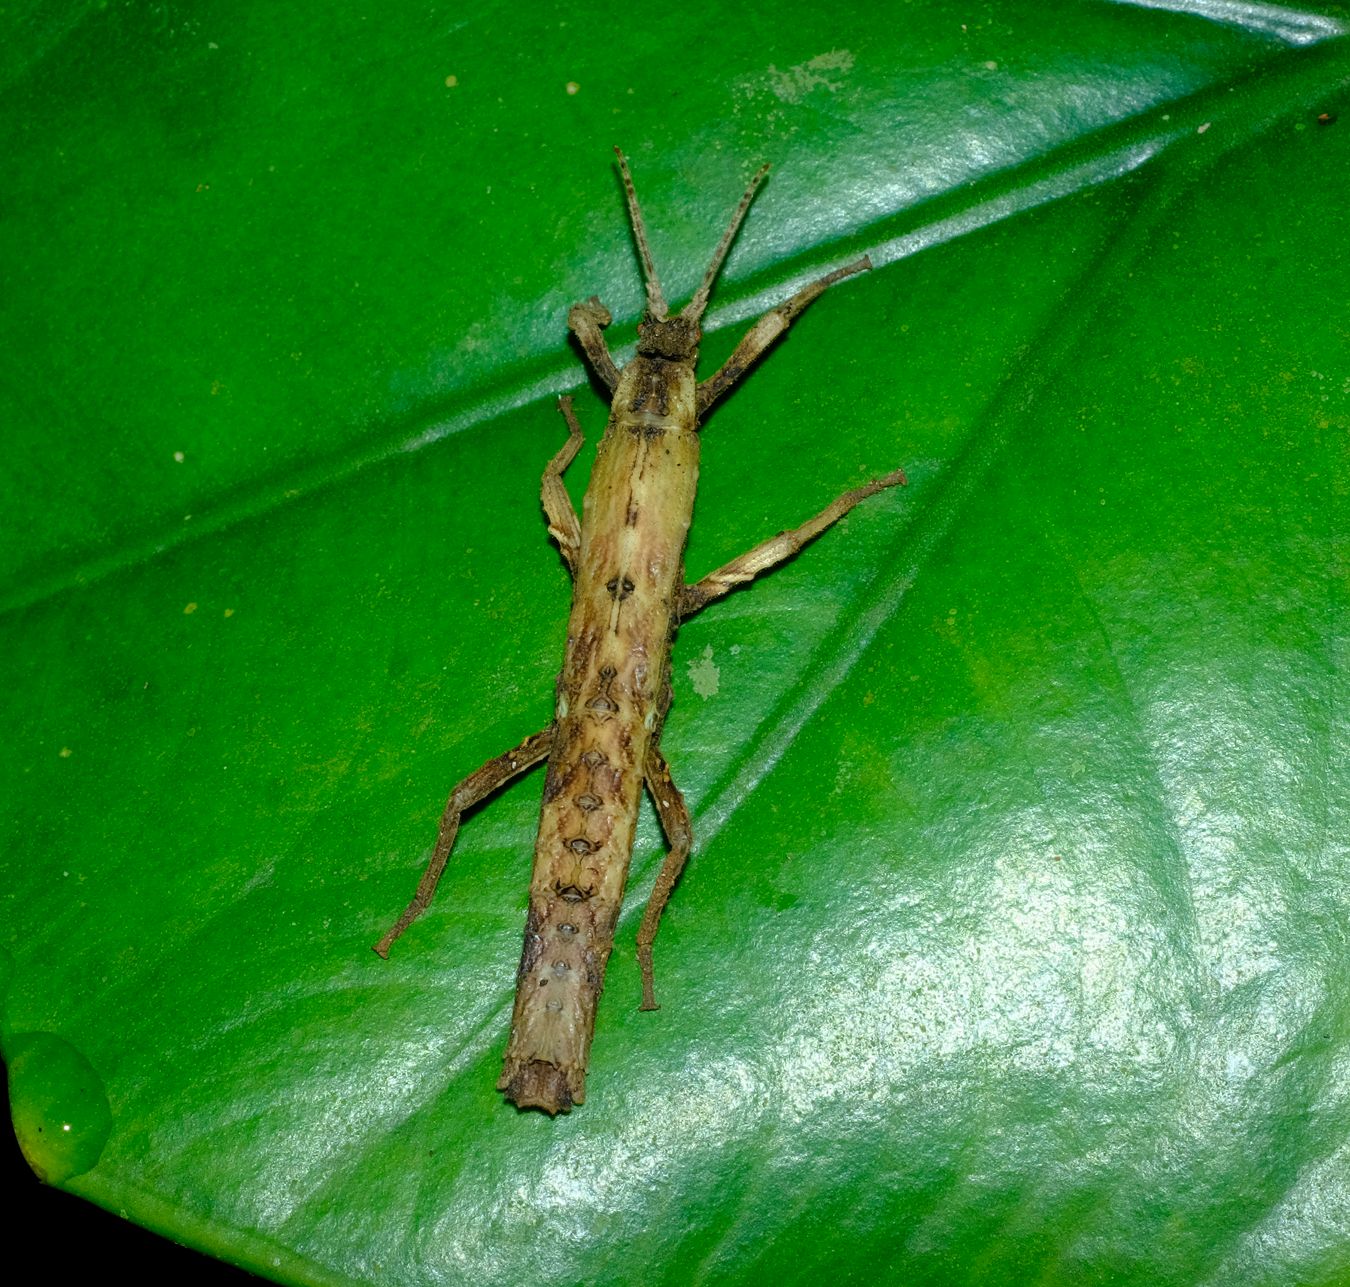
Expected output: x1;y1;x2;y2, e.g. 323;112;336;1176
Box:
4;1063;259;1283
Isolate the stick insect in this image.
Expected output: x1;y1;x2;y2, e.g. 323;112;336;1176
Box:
375;149;906;1114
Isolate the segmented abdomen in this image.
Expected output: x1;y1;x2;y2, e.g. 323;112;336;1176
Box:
498;359;699;1112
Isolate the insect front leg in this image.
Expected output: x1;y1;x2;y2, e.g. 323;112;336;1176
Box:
373;726;556;957
679;467;908;617
568;296;620;392
696;257;872;416
542;397;585;574
636;742;694;1012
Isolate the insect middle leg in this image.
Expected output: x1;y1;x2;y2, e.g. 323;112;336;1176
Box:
373;725;556;957
542;397;585;573
679;467;908;617
636;741;693;1011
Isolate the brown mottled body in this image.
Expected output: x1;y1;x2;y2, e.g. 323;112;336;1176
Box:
498;359;698;1110
375;149;907;1114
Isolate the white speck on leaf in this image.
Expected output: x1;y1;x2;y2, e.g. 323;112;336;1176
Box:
764;50;854;104
688;645;720;699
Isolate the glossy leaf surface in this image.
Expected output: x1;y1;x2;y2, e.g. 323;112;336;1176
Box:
3;2;1348;1283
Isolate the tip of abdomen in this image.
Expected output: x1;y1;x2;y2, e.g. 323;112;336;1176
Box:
498;1057;586;1114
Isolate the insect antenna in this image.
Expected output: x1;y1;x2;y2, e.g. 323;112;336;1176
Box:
681;162;771;322
613;148;669;319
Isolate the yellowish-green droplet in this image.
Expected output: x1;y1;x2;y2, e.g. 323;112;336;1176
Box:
6;1032;111;1183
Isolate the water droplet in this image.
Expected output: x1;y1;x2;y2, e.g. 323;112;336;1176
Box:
7;1032;112;1183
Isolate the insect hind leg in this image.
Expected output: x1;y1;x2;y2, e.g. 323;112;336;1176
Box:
636;743;694;1011
373;726;555;957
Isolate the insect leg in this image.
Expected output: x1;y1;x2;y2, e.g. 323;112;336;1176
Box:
373;725;556;958
636;742;693;1011
696;257;872;417
542;397;585;575
679;467;907;617
568;295;621;392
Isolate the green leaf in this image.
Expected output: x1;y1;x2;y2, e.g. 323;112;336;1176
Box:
4;2;1348;1283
